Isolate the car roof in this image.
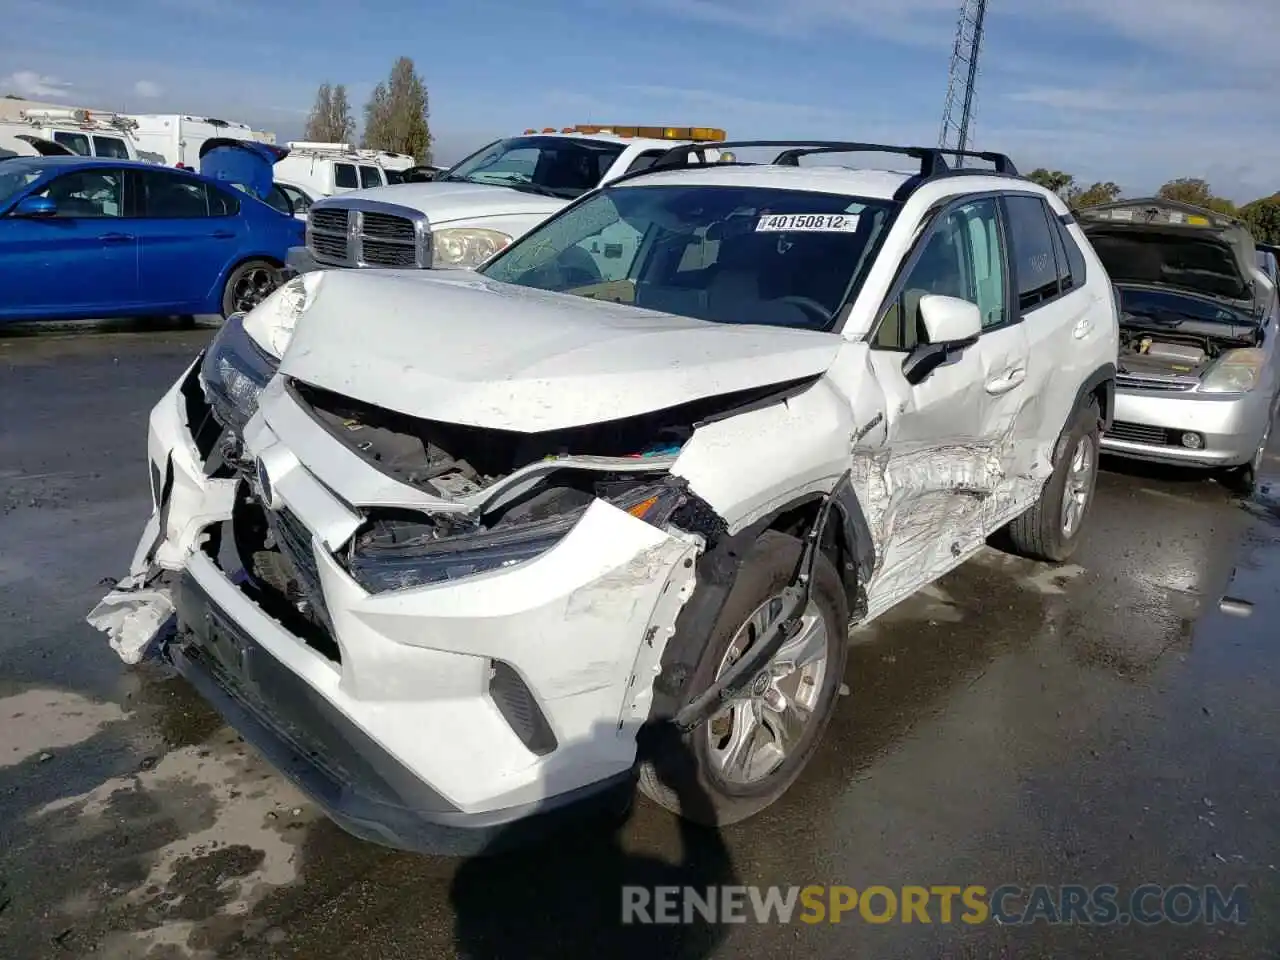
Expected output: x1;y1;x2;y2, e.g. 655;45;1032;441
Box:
2;156;181;173
605;162;1028;203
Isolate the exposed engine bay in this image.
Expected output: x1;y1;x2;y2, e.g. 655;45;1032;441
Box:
1118;317;1261;381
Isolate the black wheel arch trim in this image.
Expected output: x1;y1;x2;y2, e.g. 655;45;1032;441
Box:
648;477;875;721
1078;362;1115;431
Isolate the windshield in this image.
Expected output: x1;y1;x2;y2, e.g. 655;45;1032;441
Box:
479;184;898;331
1118;286;1253;327
0;163;45;208
1088;229;1250;301
440;136;625;199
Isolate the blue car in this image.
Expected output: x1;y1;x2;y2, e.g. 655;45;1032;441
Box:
0;139;304;323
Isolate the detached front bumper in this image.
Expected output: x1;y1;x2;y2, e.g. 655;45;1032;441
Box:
87;357;700;854
1101;386;1276;467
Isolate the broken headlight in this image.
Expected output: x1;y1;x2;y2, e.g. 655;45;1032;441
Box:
199;312;279;435
242;271;323;357
346;482;686;593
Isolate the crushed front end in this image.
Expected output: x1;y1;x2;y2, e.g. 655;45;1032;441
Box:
86;314;708;855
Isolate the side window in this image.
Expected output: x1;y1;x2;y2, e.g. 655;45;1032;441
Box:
53;131;91;156
624;150;667;175
137;171;210;217
359;165;382;188
93;136;130;159
37;169;123;217
1003;195;1061;312
282;185;311;214
208;185;240;216
384;169;404;184
1053;217;1087;291
264;184;294;216
334;163;358;189
874;197;1005;350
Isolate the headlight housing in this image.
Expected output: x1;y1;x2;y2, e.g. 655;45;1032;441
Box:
1200;348;1265;394
242;270;324;357
346;482;686;593
199;312;279;435
431;227;511;269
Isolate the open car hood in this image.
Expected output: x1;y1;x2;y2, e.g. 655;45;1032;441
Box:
199;138;290;202
278;270;843;432
1078;198;1257;305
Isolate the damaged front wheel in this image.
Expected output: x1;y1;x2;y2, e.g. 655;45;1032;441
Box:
638;530;848;826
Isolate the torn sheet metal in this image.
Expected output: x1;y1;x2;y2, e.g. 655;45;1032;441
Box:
86;576;176;664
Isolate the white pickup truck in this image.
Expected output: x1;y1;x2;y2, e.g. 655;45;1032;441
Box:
284;125;726;275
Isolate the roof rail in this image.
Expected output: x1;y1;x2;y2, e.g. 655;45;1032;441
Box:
643;139;1018;178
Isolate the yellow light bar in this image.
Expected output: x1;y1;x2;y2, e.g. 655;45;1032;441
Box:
562;125;726;141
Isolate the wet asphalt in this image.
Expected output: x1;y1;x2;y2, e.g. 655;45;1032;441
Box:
1;323;1278;959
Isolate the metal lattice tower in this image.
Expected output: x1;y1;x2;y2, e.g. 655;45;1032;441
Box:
938;0;989;161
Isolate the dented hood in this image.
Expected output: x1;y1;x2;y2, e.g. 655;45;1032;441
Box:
279;270;842;432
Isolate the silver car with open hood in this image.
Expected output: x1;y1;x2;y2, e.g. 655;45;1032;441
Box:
1079;198;1280;493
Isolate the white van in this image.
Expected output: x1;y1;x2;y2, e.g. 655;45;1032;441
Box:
9;108;145;161
125;114;277;168
274;142;416;198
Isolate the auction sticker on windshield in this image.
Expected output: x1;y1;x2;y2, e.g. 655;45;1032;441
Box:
756;213;861;232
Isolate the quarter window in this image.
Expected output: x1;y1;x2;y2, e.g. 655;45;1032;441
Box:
37;170;123;217
93;136;130;159
359;165;382;188
1004;195;1061;311
334;163;358;189
1054;217;1088;291
875;197;1006;350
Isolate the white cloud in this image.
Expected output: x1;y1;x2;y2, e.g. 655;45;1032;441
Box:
133;79;163;98
0;70;73;99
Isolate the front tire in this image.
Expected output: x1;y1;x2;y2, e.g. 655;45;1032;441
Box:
220;259;282;319
1219;414;1271;497
1007;397;1101;562
637;530;849;826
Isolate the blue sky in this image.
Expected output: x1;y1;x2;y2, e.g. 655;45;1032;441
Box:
3;0;1278;200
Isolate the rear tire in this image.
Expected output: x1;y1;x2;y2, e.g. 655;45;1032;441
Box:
1006;397;1101;562
220;259;282;318
637;530;849;826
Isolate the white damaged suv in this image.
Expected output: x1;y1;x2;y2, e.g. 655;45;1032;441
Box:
88;141;1118;854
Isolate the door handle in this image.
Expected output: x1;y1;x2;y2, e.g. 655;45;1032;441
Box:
985;366;1026;395
210;230;235;239
97;232;134;242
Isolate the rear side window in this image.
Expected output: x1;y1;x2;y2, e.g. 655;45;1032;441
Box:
358;165;382;188
334;163;358;188
53;131;90;156
384;169;404;184
209;185;239;216
137;170;210;217
1003;195;1060;312
93;136;130;159
624;150;667;174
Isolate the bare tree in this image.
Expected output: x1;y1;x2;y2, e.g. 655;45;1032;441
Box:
361;57;431;163
304;82;355;142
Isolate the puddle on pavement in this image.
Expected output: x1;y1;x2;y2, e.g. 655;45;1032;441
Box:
3;725;318;959
0;688;129;769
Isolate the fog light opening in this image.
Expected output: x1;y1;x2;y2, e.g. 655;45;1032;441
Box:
1180;432;1204;450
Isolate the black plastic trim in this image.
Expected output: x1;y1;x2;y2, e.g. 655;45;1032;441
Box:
168;571;633;856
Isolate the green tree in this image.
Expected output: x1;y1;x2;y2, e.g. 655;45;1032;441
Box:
1069;181;1122;209
1239;194;1280;245
1157;177;1236;215
1026;168;1075;198
361;57;432;163
303;82;355;143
